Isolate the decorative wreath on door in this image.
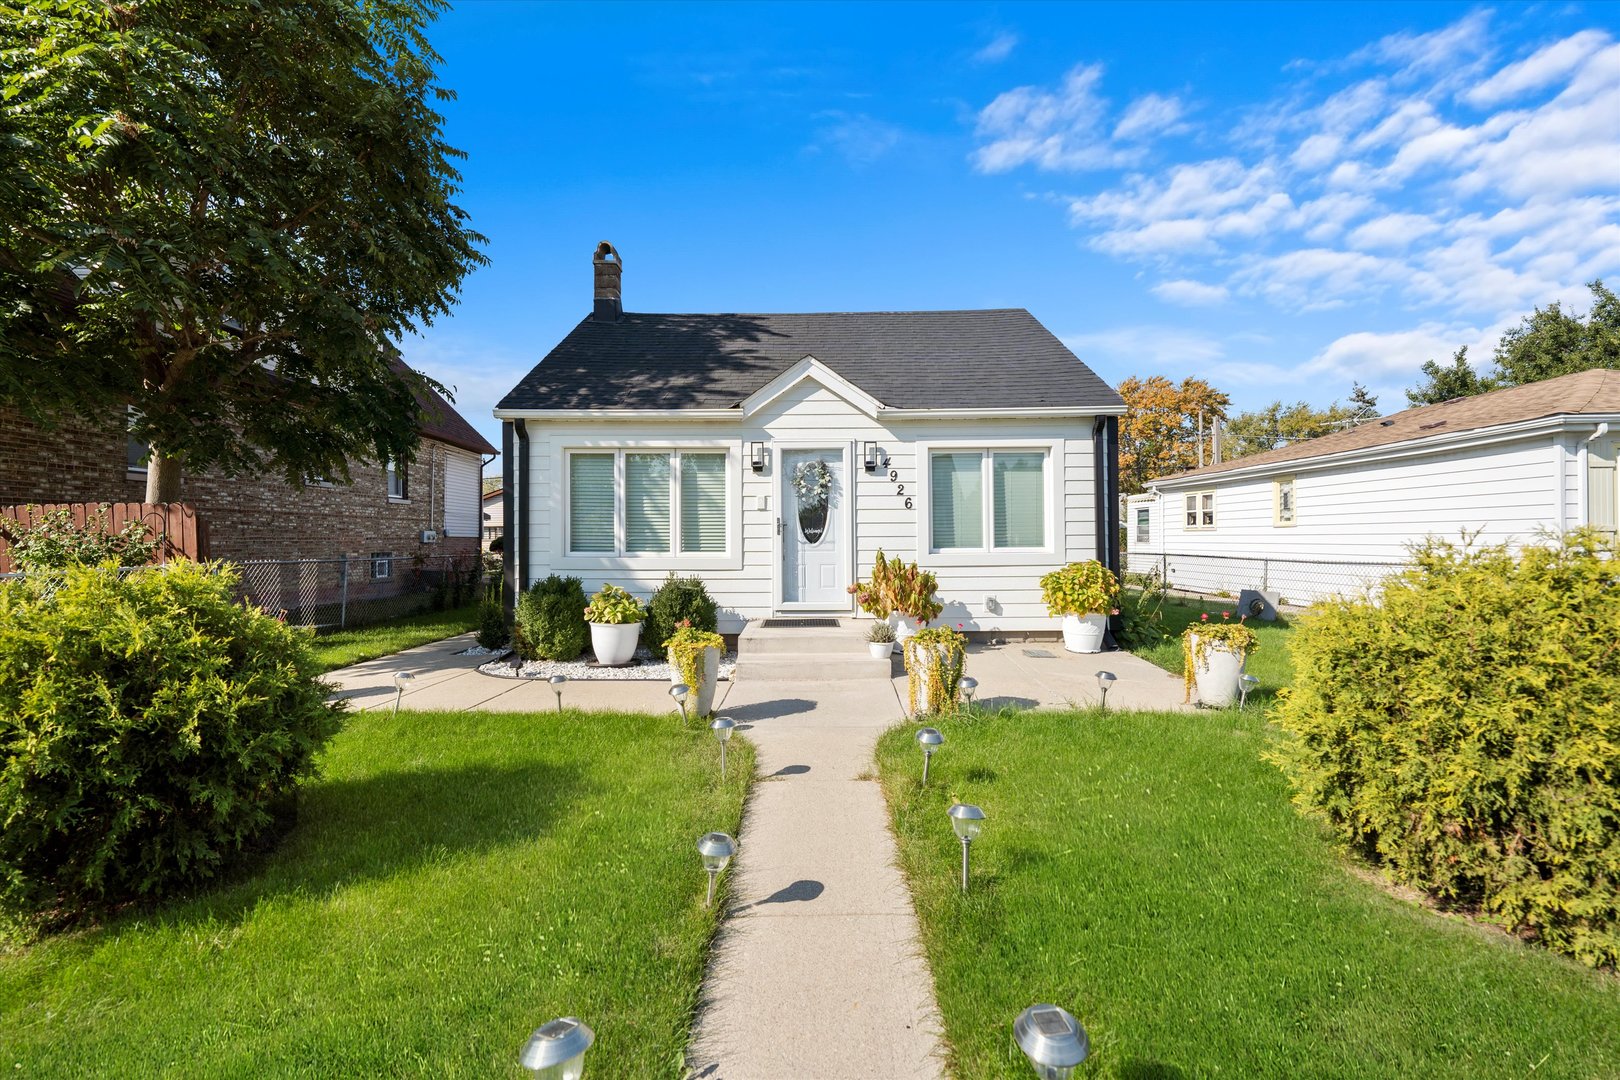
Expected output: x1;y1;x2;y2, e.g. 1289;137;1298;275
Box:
791;459;834;510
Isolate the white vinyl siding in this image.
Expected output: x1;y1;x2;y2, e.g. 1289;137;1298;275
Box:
625;453;672;553
681;452;727;553
931;452;983;549
443;447;482;537
568;453;616;553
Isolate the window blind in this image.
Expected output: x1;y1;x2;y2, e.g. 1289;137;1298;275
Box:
681;452;726;553
569;453;615;553
992;452;1044;547
931;452;983;549
625;453;672;553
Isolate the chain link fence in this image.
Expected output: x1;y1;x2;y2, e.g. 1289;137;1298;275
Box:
1125;550;1407;608
234;553;487;630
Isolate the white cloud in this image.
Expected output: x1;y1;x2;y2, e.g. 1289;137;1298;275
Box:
1464;29;1610;106
972;64;1192;173
1151;279;1229;306
809;111;903;164
1346;211;1443;251
1354;9;1494;80
1060;325;1225;369
1113;93;1188;141
973;31;1019;64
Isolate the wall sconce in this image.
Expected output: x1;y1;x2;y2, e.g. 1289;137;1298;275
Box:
863;441;883;472
750;442;766;473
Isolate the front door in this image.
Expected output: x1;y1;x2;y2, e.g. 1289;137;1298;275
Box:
780;448;846;607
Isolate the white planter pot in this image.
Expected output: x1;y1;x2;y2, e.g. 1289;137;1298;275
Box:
869;641;895;660
1188;632;1245;707
903;643;961;717
892;613;923;646
590;621;642;667
1060;613;1108;653
667;644;721;718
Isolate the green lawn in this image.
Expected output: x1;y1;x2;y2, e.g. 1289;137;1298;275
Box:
307;603;481;672
1130;594;1298;699
877;709;1619;1079
0;708;752;1077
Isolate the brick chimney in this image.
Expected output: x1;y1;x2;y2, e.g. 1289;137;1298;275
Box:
592;241;622;321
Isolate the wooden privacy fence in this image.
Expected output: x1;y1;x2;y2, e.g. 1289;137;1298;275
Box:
0;502;209;573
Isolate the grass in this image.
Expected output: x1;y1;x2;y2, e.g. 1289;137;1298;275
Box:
1129;593;1298;699
0;707;753;1077
306;602;481;672
877;708;1619;1079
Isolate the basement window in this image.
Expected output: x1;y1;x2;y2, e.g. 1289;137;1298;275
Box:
371;552;393;580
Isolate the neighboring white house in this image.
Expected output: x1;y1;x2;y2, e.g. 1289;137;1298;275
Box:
482;487;504;549
492;242;1127;633
1126;368;1620;602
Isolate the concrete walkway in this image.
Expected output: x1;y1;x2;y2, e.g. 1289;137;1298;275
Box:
685;624;946;1080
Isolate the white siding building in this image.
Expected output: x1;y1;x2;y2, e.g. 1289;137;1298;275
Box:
1127;369;1620;603
493;243;1126;633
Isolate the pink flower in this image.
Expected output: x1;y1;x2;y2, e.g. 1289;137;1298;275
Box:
957;622;964;629
1200;612;1209;622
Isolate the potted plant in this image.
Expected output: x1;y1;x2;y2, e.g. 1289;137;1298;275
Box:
902;625;967;717
849;549;899;619
667;620;725;722
584;583;644;666
1182;611;1259;707
889;560;944;644
1039;560;1119;654
865;619;896;659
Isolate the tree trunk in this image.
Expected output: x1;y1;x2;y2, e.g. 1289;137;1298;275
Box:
145;450;184;503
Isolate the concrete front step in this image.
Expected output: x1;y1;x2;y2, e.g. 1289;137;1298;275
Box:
737;654;894;681
737;619;881;657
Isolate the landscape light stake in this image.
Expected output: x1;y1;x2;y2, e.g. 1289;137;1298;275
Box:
519;1015;594;1078
391;670;415;716
1095;670;1116;712
711;716;737;779
1239;673;1259;710
669;683;691;725
916;726;944;785
1013;1003;1089;1080
958;676;978;713
947;803;985;894
549;674;568;714
697;831;737;907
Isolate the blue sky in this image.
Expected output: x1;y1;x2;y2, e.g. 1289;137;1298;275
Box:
401;2;1620;463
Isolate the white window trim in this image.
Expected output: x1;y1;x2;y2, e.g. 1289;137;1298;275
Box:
386;459;410;502
914;439;1063;567
371;551;393;579
551;440;742;572
1184;489;1216;531
1273;475;1297;527
1135;506;1151;544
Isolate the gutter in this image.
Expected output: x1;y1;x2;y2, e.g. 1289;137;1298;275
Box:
500;421;519;620
1092;416;1123;647
492;404;1128;422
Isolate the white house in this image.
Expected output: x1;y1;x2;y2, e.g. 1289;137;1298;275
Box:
482;487;503;549
1126;368;1620;602
493;243;1126;633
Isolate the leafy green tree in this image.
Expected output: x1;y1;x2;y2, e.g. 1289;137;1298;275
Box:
1405;347;1495;407
1348;382;1379;420
1493;280;1619;387
0;0;485;501
1225;397;1365;460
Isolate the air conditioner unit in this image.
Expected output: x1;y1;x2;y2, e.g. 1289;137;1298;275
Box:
419;529;439;544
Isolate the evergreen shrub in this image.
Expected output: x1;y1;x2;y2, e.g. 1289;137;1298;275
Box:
515;574;588;660
1268;530;1620;967
643;573;718;651
0;562;342;932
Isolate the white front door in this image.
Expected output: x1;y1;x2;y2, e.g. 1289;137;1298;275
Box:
780;448;846;607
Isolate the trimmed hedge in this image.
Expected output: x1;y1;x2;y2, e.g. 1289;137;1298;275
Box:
0;562;342;932
1269;530;1619;968
514;574;588;661
643;573;718;652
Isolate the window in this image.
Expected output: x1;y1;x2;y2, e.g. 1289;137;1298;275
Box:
566;449;728;556
929;449;1047;551
387;459;409;500
1274;476;1296;526
371;551;393;579
125;406;147;473
1135;506;1150;543
1184;490;1215;530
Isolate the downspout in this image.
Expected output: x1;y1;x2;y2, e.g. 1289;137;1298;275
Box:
1093;416;1123;647
502;421;518;620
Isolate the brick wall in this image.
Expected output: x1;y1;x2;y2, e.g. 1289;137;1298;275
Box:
0;406;482;563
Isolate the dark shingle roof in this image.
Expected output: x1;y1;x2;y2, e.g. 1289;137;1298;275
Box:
1156;368;1620;484
496;309;1123;412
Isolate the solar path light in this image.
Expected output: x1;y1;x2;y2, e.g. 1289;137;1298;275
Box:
916;726;944;784
669;682;691;725
548;674;568;714
519;1015;595;1079
947;803;985;894
711;716;736;779
698;831;737;907
1013;1003;1089;1080
1239;673;1259;710
391;670;415;716
1095;670;1116;712
958;676;978;712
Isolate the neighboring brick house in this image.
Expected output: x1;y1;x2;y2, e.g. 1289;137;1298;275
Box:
0;377;497;569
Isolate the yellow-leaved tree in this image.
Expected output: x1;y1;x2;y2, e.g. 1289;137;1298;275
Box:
1117;375;1231;494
